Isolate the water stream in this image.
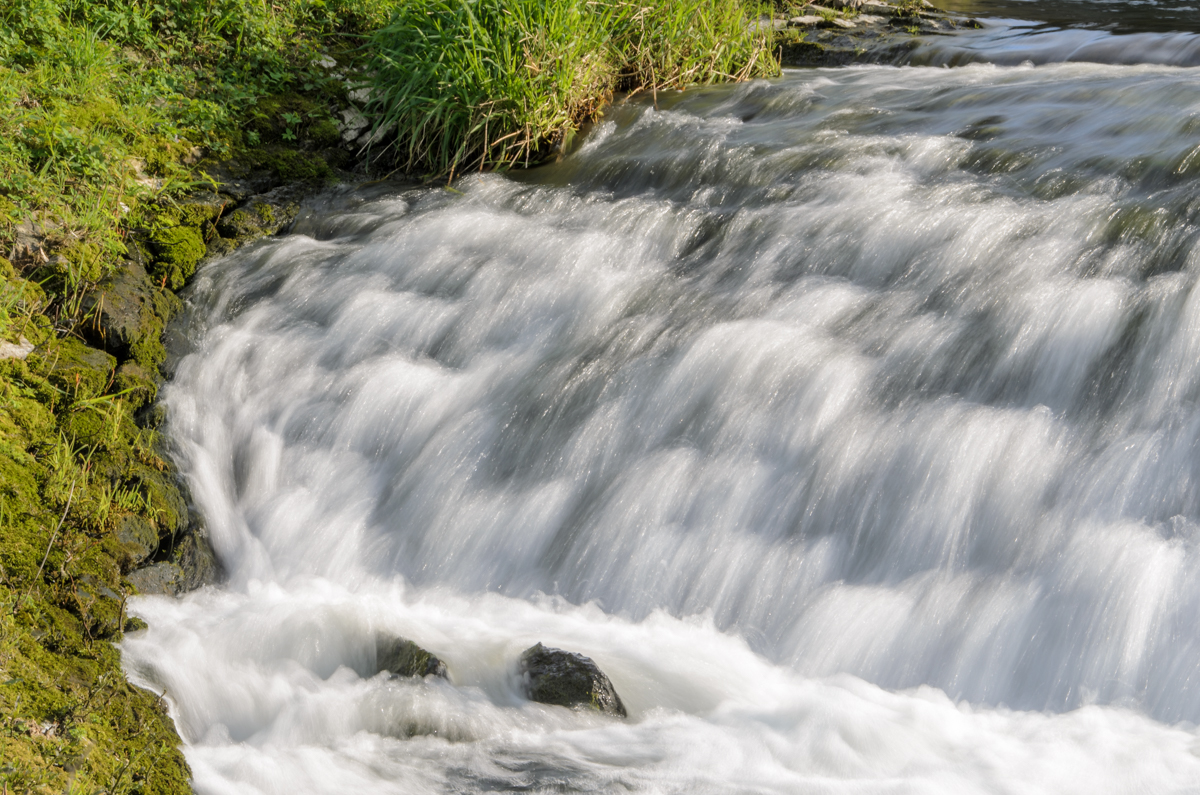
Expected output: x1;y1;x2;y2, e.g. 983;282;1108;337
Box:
124;15;1200;795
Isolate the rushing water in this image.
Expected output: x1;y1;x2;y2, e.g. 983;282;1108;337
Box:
123;17;1200;795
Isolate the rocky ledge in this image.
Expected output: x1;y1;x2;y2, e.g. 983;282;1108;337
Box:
759;0;982;66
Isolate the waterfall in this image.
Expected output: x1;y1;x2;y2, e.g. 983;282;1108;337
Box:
124;30;1200;795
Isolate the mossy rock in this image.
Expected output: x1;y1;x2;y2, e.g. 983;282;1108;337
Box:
217;189;306;242
308;116;342;147
147;225;205;290
125;560;184;595
130;196;229;291
31;337;116;403
249;147;334;183
115;514;159;569
127;463;188;537
249;93;323;143
518;643;626;717
376;635;447;679
113;361;158;409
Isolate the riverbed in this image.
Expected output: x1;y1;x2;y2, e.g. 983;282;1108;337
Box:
124;10;1200;794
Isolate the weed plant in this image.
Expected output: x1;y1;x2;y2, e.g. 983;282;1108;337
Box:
365;0;779;177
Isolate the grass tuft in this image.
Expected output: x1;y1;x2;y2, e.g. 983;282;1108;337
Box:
365;0;779;177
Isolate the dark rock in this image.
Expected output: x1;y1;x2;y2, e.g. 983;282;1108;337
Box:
376;635;448;678
171;519;221;592
518;643;626;718
80;258;181;372
126;561;184;596
126;531;219;596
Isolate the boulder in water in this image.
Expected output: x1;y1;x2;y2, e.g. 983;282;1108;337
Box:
518;643;626;718
377;635;447;679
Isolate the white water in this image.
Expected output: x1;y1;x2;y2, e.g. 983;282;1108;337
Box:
125;36;1200;795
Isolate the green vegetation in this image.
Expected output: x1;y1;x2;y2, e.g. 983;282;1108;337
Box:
365;0;778;176
0;0;781;789
0;331;194;793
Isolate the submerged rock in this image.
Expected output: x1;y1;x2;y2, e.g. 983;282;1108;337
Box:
377;635;448;679
518;643;626;718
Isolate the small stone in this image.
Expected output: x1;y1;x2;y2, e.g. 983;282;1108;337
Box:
789;15;824;25
0;336;33;360
339;108;369;143
376;636;448;679
804;4;838;13
828;17;857;27
348;87;373;105
315;55;337;69
518;643;626;718
858;14;886;22
749;16;788;32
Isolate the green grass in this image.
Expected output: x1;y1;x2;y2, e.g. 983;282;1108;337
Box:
365;0;780;177
0;0;395;307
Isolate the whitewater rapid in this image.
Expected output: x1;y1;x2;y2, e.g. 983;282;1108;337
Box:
124;27;1200;795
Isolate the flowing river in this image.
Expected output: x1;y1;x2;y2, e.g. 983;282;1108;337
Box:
124;10;1200;794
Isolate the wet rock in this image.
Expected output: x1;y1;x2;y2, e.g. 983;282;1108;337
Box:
216;185;306;242
518;643;626;718
126;561;184;596
202;162;281;202
126;528;220;596
171;528;221;592
827;17;857;28
790;15;824;25
376;635;448;678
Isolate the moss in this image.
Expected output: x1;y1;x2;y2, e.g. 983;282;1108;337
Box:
114;362;158;410
0;333;192;792
129;464;187;537
30;337;117;404
308;116;342;147
256;148;334;183
147;225;205;291
249;93;323;143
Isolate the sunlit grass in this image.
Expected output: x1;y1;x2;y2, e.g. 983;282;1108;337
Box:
365;0;779;178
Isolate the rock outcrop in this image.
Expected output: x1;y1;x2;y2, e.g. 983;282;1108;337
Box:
518;643;626;717
377;635;448;679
